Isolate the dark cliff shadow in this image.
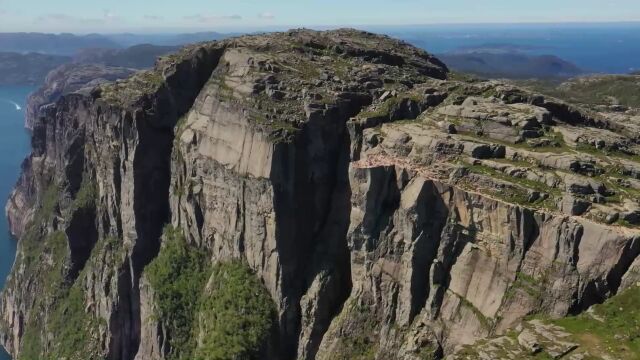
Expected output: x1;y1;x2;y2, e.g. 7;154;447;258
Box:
270;93;371;359
125;46;226;360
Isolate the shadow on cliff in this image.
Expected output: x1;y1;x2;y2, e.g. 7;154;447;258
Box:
270;93;372;359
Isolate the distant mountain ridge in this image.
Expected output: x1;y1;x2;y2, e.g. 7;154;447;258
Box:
438;44;584;79
0;43;180;85
72;44;181;69
0;31;238;55
0;33;120;55
104;32;238;47
0;52;70;85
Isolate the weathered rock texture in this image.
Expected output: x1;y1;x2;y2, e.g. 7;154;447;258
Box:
1;29;640;360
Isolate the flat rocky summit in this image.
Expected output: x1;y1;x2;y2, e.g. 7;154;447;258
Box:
100;29;640;226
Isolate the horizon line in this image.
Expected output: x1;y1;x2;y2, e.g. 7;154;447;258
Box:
1;20;640;35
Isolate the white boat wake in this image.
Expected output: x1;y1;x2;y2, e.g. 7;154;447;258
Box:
2;99;22;111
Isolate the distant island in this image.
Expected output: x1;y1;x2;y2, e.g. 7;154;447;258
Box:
437;44;584;79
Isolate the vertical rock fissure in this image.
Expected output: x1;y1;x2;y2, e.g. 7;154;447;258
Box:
122;46;228;358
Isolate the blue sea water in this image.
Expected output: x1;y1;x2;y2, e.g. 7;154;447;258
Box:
0;86;33;359
375;22;640;74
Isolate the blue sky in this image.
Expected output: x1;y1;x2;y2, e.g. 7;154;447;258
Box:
0;0;639;33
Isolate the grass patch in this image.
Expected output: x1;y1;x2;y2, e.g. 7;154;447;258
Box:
459;128;568;154
450;290;492;330
293;59;321;80
504;272;544;302
463;162;560;209
523;75;640;108
551;285;640;359
100;69;165;105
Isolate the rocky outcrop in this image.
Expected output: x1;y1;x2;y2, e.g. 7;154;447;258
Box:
22;64;135;130
2;29;640;360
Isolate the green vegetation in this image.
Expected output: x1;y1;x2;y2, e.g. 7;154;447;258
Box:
575;142;640;164
14;178;128;360
195;261;276;360
448;71;481;83
504;272;544;302
45;284;103;360
463;162;560;209
40;183;60;221
100;69;165;105
19;233;124;360
249;104;300;143
359;94;421;119
450;290;492;330
19;325;44;360
522;76;640;108
293;59;321;80
146;226;210;360
39;236;125;360
145;226;276;359
417;345;439;360
331;301;379;360
71;174;96;211
459;128;568;154
549;285;640;359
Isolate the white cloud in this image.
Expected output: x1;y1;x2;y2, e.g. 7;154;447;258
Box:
143;15;163;21
103;9;119;22
258;12;275;20
184;14;242;23
36;10;122;26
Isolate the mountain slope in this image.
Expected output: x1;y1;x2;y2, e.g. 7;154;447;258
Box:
1;29;640;360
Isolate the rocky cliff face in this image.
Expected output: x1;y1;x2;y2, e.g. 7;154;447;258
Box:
2;29;640;360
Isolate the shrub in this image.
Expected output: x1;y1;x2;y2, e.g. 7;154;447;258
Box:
195;261;276;360
145;226;209;359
